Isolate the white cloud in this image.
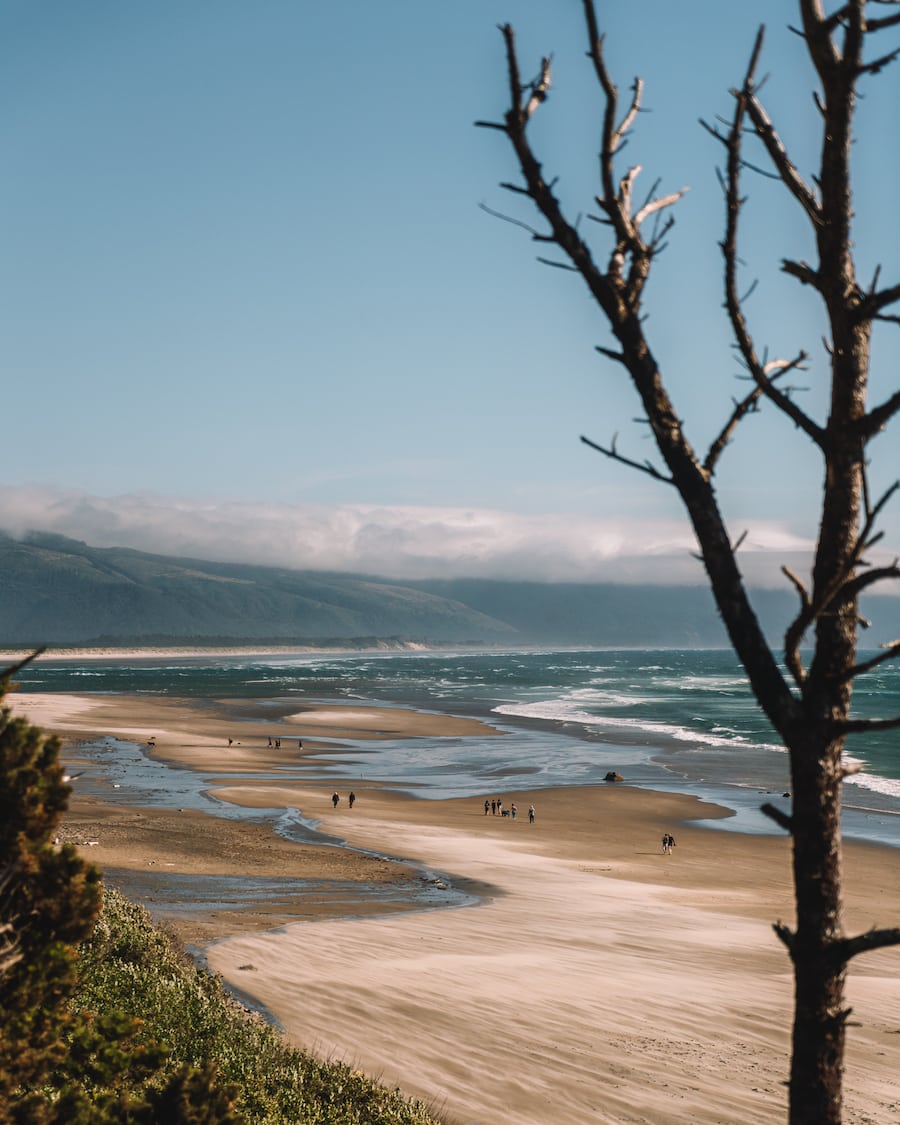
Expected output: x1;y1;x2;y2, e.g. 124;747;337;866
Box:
0;484;824;586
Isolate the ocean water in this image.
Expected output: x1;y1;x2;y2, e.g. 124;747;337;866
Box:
17;648;900;848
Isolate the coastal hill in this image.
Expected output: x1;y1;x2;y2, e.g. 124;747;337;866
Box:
0;532;516;647
4;531;900;648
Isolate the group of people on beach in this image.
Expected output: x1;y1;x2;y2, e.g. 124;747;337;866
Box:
662;832;676;855
331;791;356;809
484;798;535;824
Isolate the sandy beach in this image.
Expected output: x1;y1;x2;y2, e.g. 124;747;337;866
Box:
12;689;900;1125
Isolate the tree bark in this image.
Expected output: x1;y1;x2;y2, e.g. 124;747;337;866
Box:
787;728;846;1123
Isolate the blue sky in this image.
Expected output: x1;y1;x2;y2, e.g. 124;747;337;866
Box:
1;1;898;585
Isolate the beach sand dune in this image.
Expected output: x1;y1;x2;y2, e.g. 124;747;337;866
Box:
12;690;900;1124
207;791;900;1125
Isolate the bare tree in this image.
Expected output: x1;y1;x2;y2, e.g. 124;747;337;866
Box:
478;2;900;1122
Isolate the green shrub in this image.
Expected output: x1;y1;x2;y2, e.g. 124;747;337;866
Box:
64;888;443;1125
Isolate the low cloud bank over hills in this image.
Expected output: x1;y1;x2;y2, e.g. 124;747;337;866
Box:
0;486;820;586
4;531;900;650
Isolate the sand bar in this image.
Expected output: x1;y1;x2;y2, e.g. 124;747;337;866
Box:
11;690;900;1124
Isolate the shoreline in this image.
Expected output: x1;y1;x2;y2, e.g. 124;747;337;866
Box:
0;643;433;663
10;689;900;1124
15;675;900;850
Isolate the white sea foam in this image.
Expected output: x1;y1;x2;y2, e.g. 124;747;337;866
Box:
652;675;747;692
491;699;783;752
567;686;656;707
846;771;900;799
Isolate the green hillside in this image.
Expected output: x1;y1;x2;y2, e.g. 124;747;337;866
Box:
6;531;900;648
0;532;518;646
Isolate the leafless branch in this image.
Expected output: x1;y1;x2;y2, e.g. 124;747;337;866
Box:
843;640;900;680
863;388;900;436
633;188;689;231
536;257;580;271
835;714;900;735
499;182;532;196
704;386;762;474
861;480;900;544
867;11;900;34
720;37;825;448
705;356;810;474
858;43;900;74
801;1;842;73
818;5;850;37
783;566;813;686
761;801;793;832
773;921;796;952
580;434;675;484
478;201;547;239
777;460;893;688
582;1;642;182
742;89;822;225
783;566;811;605
524;56;552;120
834;927;900;962
855;280;900;321
840;562;900;601
782;258;821;288
1;648;46;687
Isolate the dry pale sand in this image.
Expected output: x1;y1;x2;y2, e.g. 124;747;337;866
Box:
12;690;900;1125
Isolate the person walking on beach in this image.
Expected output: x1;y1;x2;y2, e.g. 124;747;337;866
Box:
511;803;517;820
491;799;496;816
349;791;356;808
662;832;675;855
484;798;490;815
332;792;340;809
529;804;535;824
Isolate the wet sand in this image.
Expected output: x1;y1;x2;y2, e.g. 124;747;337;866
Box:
12;690;900;1125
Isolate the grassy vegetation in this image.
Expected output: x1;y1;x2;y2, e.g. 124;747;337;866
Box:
63;887;444;1125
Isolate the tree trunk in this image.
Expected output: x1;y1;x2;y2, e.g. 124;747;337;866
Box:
788;731;846;1124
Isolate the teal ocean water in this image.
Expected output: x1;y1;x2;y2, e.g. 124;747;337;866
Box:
19;648;900;848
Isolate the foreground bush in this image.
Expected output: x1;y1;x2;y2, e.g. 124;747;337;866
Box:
64;888;443;1125
0;684;102;1114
